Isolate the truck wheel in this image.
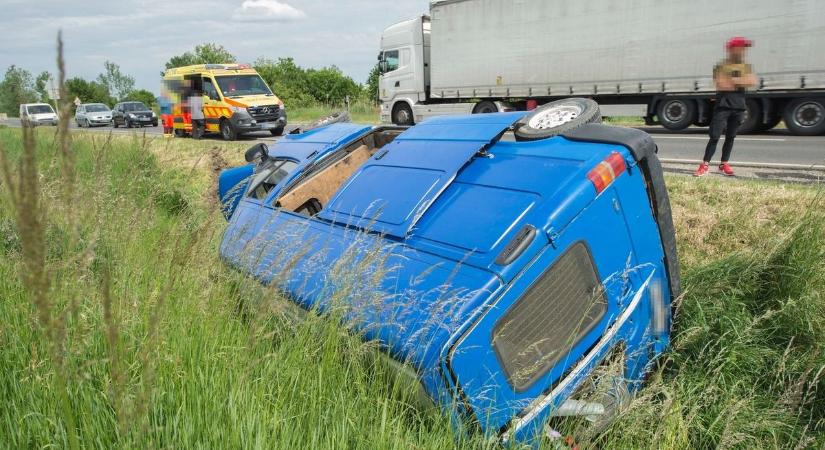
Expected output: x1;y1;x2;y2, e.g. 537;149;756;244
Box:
736;98;762;134
392;103;414;126
472;101;498;114
220;119;237;141
657;99;695;131
783;98;825;136
514;98;601;141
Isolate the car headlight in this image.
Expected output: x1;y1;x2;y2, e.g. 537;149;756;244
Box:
128;113;136;118
151;112;157;117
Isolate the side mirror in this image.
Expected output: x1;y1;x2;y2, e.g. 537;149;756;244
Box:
244;143;269;163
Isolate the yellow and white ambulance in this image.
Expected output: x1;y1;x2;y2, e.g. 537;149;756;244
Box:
163;64;286;140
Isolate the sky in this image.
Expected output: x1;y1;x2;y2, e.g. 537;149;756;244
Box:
1;0;429;92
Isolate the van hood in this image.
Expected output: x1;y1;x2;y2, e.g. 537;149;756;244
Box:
30;113;58;120
223;94;283;108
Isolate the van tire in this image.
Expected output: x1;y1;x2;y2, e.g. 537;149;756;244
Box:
220;119;237;141
783;98;825;136
392;102;414;126
657;98;695;131
514;98;601;141
270;126;285;136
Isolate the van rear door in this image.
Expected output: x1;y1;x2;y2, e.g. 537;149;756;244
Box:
445;187;647;440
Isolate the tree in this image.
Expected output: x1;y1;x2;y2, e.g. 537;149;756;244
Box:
96;61;134;101
0;65;38;117
65;78;113;107
365;63;380;103
164;43;237;70
254;57;314;108
34;71;51;103
123;89;156;108
306;66;361;105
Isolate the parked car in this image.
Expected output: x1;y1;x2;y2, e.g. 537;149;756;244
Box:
19;103;58;126
75;103;112;127
217;99;681;447
112;101;157;128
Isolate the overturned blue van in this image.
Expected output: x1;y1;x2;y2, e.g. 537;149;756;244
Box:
218;99;680;446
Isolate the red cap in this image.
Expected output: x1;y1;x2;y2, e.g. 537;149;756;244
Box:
726;36;753;50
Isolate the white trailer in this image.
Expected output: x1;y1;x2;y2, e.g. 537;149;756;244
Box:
378;0;825;135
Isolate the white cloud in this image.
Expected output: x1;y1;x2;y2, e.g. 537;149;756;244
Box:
232;0;306;22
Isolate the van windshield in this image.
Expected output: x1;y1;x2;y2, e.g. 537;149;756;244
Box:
27;105;54;114
216;75;273;98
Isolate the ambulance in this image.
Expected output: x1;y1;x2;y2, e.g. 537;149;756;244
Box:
162;64;287;140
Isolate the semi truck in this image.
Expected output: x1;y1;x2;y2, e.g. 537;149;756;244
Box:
378;0;825;135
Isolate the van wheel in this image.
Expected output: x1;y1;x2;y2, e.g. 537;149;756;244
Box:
783;98;825;136
392;103;414;126
736;99;762;134
657;99;696;131
270;126;285;136
220;119;237;141
514;98;601;141
473;100;498;114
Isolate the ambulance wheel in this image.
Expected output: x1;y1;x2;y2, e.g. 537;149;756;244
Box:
220;119;237;141
514;98;601;141
270;126;285;136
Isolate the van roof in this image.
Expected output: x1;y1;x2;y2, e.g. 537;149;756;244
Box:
163;64;257;78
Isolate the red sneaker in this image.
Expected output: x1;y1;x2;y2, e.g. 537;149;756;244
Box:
694;162;710;177
719;162;735;176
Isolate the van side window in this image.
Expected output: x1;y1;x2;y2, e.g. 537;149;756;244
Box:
492;242;607;392
203;78;220;101
247;159;298;200
385;50;399;72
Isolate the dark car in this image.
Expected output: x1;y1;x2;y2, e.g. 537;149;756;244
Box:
112;101;158;128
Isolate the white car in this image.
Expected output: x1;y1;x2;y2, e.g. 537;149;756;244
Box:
19;103;58;126
75;103;112;127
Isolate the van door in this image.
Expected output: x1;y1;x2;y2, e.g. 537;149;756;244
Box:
316;113;524;238
202;77;224;133
446;188;651;441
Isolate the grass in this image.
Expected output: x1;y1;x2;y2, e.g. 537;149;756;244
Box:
1;116;823;447
289;100;380;124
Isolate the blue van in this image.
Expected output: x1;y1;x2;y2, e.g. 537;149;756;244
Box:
218;99;680;446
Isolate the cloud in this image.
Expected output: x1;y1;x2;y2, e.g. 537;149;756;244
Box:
232;0;306;22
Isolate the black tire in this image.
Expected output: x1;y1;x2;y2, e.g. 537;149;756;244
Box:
756;104;782;132
125;119;132;128
112;119;119;128
472;100;498;114
657;98;696;131
174;128;185;138
270;126;285;136
220;119;237;141
514;98;601;141
783;98;825;136
391;102;414;126
736;98;762;134
85;119;91;128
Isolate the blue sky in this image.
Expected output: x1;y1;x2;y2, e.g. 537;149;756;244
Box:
1;0;429;92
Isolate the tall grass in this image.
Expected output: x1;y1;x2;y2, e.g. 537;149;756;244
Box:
1;41;824;449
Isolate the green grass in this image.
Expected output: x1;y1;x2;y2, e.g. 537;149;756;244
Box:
1;127;823;449
288;100;379;124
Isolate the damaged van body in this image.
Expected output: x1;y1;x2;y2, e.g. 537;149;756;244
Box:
218;99;680;446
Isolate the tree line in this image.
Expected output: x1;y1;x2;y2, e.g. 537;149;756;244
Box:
1;43;380;117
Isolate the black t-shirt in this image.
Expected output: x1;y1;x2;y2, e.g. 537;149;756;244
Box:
714;62;752;110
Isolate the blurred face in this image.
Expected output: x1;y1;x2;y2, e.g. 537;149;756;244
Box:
728;46;747;63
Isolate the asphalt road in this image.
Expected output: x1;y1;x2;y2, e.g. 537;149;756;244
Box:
3;118;824;168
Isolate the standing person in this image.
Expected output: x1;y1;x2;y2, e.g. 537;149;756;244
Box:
189;88;205;140
695;36;758;177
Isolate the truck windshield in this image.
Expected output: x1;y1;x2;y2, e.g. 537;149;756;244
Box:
27;105;54;114
216;75;273;98
85;104;109;112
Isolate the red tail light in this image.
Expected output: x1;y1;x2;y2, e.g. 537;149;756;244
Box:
587;152;627;194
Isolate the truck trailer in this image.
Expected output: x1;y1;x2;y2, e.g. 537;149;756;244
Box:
378;0;825;135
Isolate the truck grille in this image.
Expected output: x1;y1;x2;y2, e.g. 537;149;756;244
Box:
492;242;606;392
247;105;281;123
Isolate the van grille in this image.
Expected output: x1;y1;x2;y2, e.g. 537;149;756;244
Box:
492;242;606;392
247;105;281;123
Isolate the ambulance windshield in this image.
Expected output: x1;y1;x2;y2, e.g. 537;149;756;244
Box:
215;75;273;98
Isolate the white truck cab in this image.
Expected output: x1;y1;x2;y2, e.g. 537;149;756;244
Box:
378;16;434;125
20;103;58;126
